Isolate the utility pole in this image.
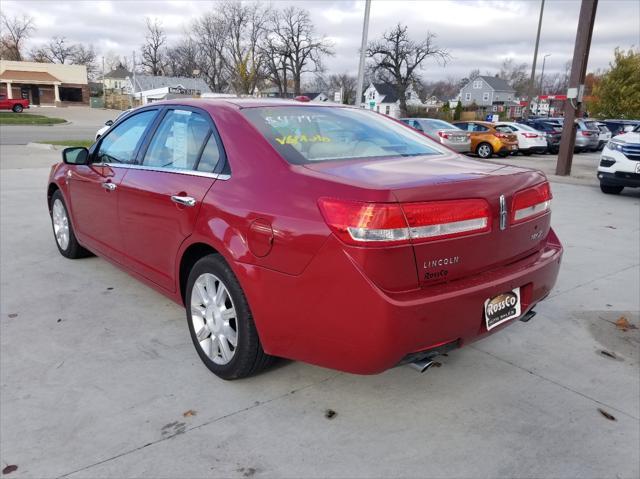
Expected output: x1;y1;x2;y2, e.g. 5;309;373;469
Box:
354;0;371;111
525;0;545;119
131;50;136;108
102;56;106;109
556;0;598;176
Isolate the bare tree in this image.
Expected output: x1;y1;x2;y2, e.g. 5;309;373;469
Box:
192;13;228;92
166;36;199;77
261;19;291;97
0;13;35;61
222;1;269;95
141;18;167;76
367;24;449;117
47;37;77;63
268;6;334;96
71;44;98;79
498;58;529;96
327;73;357;104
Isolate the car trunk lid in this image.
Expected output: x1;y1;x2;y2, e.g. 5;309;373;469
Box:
306;153;551;288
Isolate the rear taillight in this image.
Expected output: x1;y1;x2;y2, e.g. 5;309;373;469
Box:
318;198;491;246
494;132;509;139
522;133;538;138
580;131;591;136
437;131;450;139
511;182;552;224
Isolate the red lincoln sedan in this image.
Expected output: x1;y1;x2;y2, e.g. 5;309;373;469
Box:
47;99;562;379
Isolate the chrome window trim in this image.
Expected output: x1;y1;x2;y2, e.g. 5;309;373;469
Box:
92;162;230;180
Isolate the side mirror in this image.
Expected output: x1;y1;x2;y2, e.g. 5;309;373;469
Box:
105;120;114;126
62;147;89;165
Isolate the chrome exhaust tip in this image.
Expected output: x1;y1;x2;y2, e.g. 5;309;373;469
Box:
408;359;435;373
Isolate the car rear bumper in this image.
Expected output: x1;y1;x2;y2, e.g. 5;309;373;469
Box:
520;146;548;154
241;229;563;374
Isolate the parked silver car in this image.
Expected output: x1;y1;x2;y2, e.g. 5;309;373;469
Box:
576;120;601;152
539;118;599;152
400;118;471;153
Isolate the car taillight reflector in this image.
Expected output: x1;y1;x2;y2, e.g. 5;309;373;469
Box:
522;133;538;138
511;182;552;224
437;131;450;139
318;198;491;246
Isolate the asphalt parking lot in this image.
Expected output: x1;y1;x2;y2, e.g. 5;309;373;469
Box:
1;113;639;478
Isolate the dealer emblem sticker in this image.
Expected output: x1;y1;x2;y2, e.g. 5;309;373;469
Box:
484;287;521;330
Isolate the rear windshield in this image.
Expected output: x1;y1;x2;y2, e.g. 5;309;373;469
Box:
420;119;458;131
242;106;442;164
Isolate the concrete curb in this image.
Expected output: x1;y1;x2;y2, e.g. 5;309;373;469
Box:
26;142;56;150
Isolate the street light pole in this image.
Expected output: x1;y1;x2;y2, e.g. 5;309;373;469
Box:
538;53;551;115
525;0;545;119
354;0;371;109
540;54;551;95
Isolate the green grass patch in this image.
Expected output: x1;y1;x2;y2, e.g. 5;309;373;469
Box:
0;112;67;125
38;140;94;148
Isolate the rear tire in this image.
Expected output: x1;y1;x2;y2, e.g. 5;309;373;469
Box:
476;142;493;159
600;184;623;195
50;190;91;259
12;104;23;113
186;254;273;380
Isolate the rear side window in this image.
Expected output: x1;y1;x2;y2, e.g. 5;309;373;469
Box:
242;106;441;164
97;110;157;164
143;109;211;171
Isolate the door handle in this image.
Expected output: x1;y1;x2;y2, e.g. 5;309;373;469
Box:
102;182;117;191
171;195;196;207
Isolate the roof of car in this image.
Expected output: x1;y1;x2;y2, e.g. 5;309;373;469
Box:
152;98;354;109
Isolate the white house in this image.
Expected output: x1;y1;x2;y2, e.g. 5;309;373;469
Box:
360;82;423;118
102;66;132;93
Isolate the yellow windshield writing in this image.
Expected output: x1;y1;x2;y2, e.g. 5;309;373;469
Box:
275;134;331;145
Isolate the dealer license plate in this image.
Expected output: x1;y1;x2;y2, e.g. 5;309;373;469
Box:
484;287;521;330
510;145;518;150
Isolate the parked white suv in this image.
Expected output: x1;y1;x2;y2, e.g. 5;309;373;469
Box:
597;124;640;194
95;109;132;140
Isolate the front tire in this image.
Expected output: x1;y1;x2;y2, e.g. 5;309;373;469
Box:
600;184;623;195
50;190;91;259
186;254;272;380
476;142;493;159
12;104;23;113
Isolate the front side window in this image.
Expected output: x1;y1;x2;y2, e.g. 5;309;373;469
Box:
143;109;212;171
242;106;442;164
96;110;157;164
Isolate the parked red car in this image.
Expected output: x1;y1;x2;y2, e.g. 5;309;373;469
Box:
0;94;29;112
47;100;562;379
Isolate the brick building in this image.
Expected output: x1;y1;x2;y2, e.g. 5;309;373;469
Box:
0;60;89;106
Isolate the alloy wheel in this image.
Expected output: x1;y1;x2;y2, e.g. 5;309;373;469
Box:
52;199;70;250
190;273;238;365
478;144;491;158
